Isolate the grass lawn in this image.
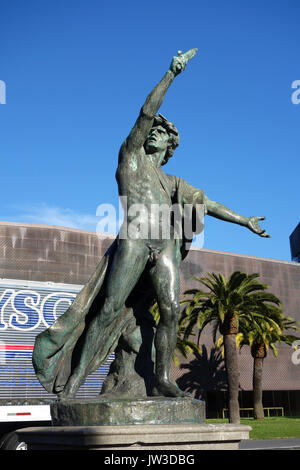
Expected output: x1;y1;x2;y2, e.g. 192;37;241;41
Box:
207;417;300;440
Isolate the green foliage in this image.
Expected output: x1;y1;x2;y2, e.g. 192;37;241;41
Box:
181;271;284;344
181;270;299;356
239;310;299;357
150;269;299;369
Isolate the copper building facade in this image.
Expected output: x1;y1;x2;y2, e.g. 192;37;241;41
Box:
1;222;300;416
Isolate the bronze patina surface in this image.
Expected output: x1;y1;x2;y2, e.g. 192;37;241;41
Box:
32;49;269;402
51;396;205;426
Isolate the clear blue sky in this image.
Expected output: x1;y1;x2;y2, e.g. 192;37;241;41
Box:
1;0;299;261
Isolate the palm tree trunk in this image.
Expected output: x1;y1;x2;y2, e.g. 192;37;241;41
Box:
252;343;266;420
253;357;264;419
224;332;240;424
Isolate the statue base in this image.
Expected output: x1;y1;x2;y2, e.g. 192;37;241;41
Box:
50;396;205;426
16;397;251;450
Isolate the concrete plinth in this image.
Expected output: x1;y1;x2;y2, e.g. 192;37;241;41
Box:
16;423;251;450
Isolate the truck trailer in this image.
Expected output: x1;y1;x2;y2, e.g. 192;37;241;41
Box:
0;278;113;450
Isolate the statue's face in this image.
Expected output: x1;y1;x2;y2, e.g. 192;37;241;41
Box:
144;125;169;155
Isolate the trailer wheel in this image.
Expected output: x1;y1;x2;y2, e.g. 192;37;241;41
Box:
0;432;27;450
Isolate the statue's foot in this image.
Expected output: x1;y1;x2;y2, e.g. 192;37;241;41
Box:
151;380;191;398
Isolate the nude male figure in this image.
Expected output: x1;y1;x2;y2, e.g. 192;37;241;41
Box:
62;49;269;398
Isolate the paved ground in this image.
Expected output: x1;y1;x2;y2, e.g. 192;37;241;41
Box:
239;438;300;450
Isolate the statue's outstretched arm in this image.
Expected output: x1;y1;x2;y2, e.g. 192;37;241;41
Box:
205;197;270;238
123;49;197;155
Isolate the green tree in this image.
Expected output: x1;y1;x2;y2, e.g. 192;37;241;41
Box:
239;311;299;419
181;271;283;424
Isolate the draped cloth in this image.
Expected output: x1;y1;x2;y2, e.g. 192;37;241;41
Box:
32;175;206;394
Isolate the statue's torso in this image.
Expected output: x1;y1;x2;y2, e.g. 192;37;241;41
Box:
116;148;177;245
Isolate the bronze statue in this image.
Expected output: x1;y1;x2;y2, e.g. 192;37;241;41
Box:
33;49;269;399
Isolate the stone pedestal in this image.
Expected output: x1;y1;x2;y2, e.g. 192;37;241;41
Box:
16;397;251;450
17;423;251;450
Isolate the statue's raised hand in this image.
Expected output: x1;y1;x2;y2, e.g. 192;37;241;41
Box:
170;48;198;76
247;216;270;238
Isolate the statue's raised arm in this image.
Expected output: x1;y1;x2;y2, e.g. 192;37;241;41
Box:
119;49;197;162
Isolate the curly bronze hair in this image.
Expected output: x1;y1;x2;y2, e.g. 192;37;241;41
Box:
152;114;179;165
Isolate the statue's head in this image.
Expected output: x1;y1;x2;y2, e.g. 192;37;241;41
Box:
144;114;179;166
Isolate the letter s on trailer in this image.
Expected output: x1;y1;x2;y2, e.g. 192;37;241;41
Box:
0;279;114;450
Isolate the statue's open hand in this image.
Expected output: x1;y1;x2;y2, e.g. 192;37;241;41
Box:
247;216;270;238
170;48;198;76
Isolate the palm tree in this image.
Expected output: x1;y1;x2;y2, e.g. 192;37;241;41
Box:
181;271;282;424
239;311;299;419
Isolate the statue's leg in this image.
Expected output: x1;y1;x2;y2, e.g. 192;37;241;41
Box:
61;239;149;398
149;242;189;398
